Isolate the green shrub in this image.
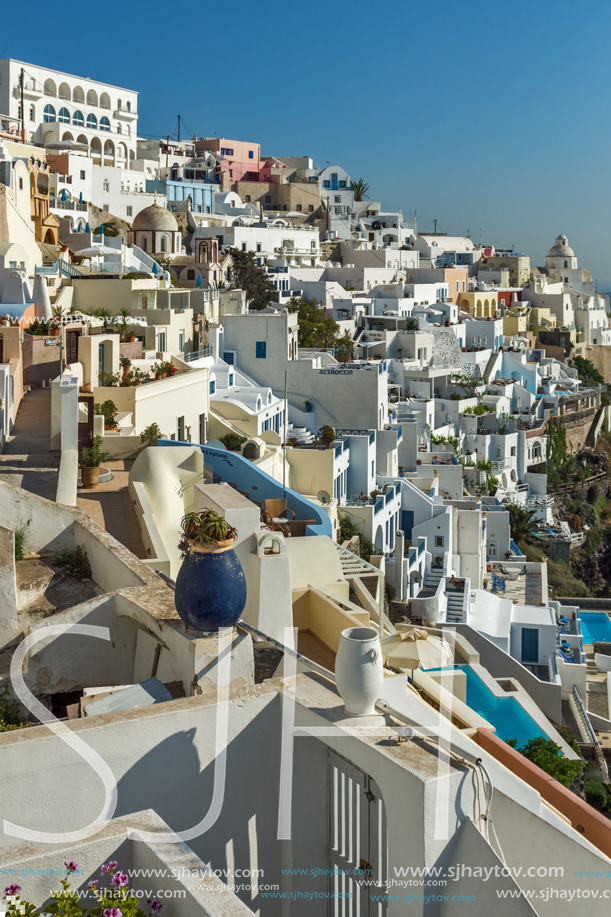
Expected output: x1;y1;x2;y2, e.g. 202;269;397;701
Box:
506;737;584;786
584;780;607;809
220;432;247;451
140;422;162;444
51;545;92;579
0;685;31;733
14;525;28;561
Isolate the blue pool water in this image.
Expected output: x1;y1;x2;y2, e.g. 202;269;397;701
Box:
425;665;549;747
579;612;611;645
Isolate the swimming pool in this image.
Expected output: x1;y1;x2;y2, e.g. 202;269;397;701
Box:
579;612;611;645
425;665;549;747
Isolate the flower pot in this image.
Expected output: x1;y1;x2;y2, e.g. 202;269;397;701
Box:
121;365;130;383
174;538;247;633
335;627;384;716
50;328;60;337
304;403;313;413
81;383;92;393
81;465;100;488
127;335;136;343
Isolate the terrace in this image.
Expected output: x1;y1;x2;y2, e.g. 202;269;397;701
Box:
489;561;545;605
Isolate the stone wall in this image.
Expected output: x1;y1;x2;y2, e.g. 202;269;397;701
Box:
22;335;61;385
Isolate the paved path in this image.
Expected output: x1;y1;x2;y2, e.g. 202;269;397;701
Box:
77;459;147;559
0;388;59;500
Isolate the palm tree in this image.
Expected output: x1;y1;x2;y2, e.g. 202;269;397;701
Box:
350;178;370;202
507;504;542;545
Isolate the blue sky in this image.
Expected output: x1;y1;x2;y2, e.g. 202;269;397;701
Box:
5;0;611;285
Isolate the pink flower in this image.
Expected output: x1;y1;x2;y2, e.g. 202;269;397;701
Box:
111;872;129;889
65;861;78;874
148;900;163;913
4;885;21;898
101;861;118;875
88;880;98;890
103;909;122;917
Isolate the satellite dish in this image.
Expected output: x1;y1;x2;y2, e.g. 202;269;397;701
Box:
206;440;227;450
317;490;332;505
409;571;422;584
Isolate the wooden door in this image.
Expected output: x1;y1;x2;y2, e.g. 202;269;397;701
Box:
66;329;81;365
78;394;94;452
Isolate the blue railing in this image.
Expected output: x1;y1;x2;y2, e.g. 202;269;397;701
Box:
510;539;525;557
385;489;393;505
408;548;417;564
418;538;425;555
35;262;58;275
183;347;212;362
335;443;342;458
369;431;376;444
158;440;332;537
58;258;83;278
374;497;384;515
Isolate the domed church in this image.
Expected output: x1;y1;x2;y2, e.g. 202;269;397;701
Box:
545;234;578;272
128;203;182;259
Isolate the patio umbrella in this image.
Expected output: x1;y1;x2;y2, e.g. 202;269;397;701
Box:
85;222;90;232
45;140;89;152
79;192;83;203
196;273;203;287
100;224;104;235
151;261;158;274
380;627;453;671
75;244;117;273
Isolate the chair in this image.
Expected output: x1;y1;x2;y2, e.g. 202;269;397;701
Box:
263;498;295;535
289;519;317;538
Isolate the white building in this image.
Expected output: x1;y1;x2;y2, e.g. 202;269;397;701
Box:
0;59;138;167
194;220;320;268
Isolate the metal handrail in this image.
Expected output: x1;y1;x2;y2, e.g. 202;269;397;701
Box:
572;685;598;745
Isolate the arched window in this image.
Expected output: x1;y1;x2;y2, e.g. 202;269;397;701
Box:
58;107;70;123
86;114;97;129
117;99;122;111
100;117;110;131
160;237;166;252
116;123;122;134
43;104;56;123
73;85;85;103
100;92;110;110
73;110;84;126
142;237;147;252
44;79;56;97
29;104;35;122
126;101;131;112
86;89;98;106
58;82;70;100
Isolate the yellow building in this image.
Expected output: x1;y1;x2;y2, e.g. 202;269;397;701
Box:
503;306;530;337
528;307;556;336
458;291;499;317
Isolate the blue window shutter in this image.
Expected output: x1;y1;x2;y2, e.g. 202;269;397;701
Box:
256;342;267;358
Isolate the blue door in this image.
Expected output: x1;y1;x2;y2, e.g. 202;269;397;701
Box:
401;511;414;540
521;628;539;664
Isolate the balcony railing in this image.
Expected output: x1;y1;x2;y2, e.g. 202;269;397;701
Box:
183;347;212;362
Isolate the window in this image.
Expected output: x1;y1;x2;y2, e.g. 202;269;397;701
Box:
160;237;166;252
142;296;148;309
323;180;330;188
126;206;132;217
242;242;247;251
334;195;341;203
73;110;84;126
310;241;316;250
256;243;261;253
331;173;338;181
126;101;131;112
265;196;271;203
435;536;444;547
177;416;185;440
116;123;122;134
308;204;314;212
102;180;109;192
102;204;109;212
249;150;254;159
564;260;568;268
209;379;216;394
229;374;234;386
58;107;70;123
339;180;346;188
18;178;23;190
187;269;195;280
511;446;516;456
86;114;97;129
43;104;55;123
179;330;184;351
79;169;85;180
245;195;251;202
199;413;206;443
296;204;302;211
456;281;459;293
256;341;267;358
100;117;110;131
29;104;35;122
157;332;166;352
142;237;147;252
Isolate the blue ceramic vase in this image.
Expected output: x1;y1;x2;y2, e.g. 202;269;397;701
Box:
174;540;247;633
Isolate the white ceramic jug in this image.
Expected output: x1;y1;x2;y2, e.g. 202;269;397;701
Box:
335;626;384;716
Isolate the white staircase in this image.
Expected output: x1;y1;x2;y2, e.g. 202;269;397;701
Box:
423;568;443;591
446;590;465;624
286;423;315;444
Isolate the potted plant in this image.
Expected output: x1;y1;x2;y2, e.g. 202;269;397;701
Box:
303;399;313;413
49;321;60;338
98;370;120;387
140;422;162;445
94;399;118;430
79;435;108;488
174;509;246;633
163;361;178;377
151;361;164;380
483;578;489;590
120;355;132;384
130;367;149;386
318;425;335;448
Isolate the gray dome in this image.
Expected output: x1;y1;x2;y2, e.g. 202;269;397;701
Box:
132;203;178;232
547;234;575;258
